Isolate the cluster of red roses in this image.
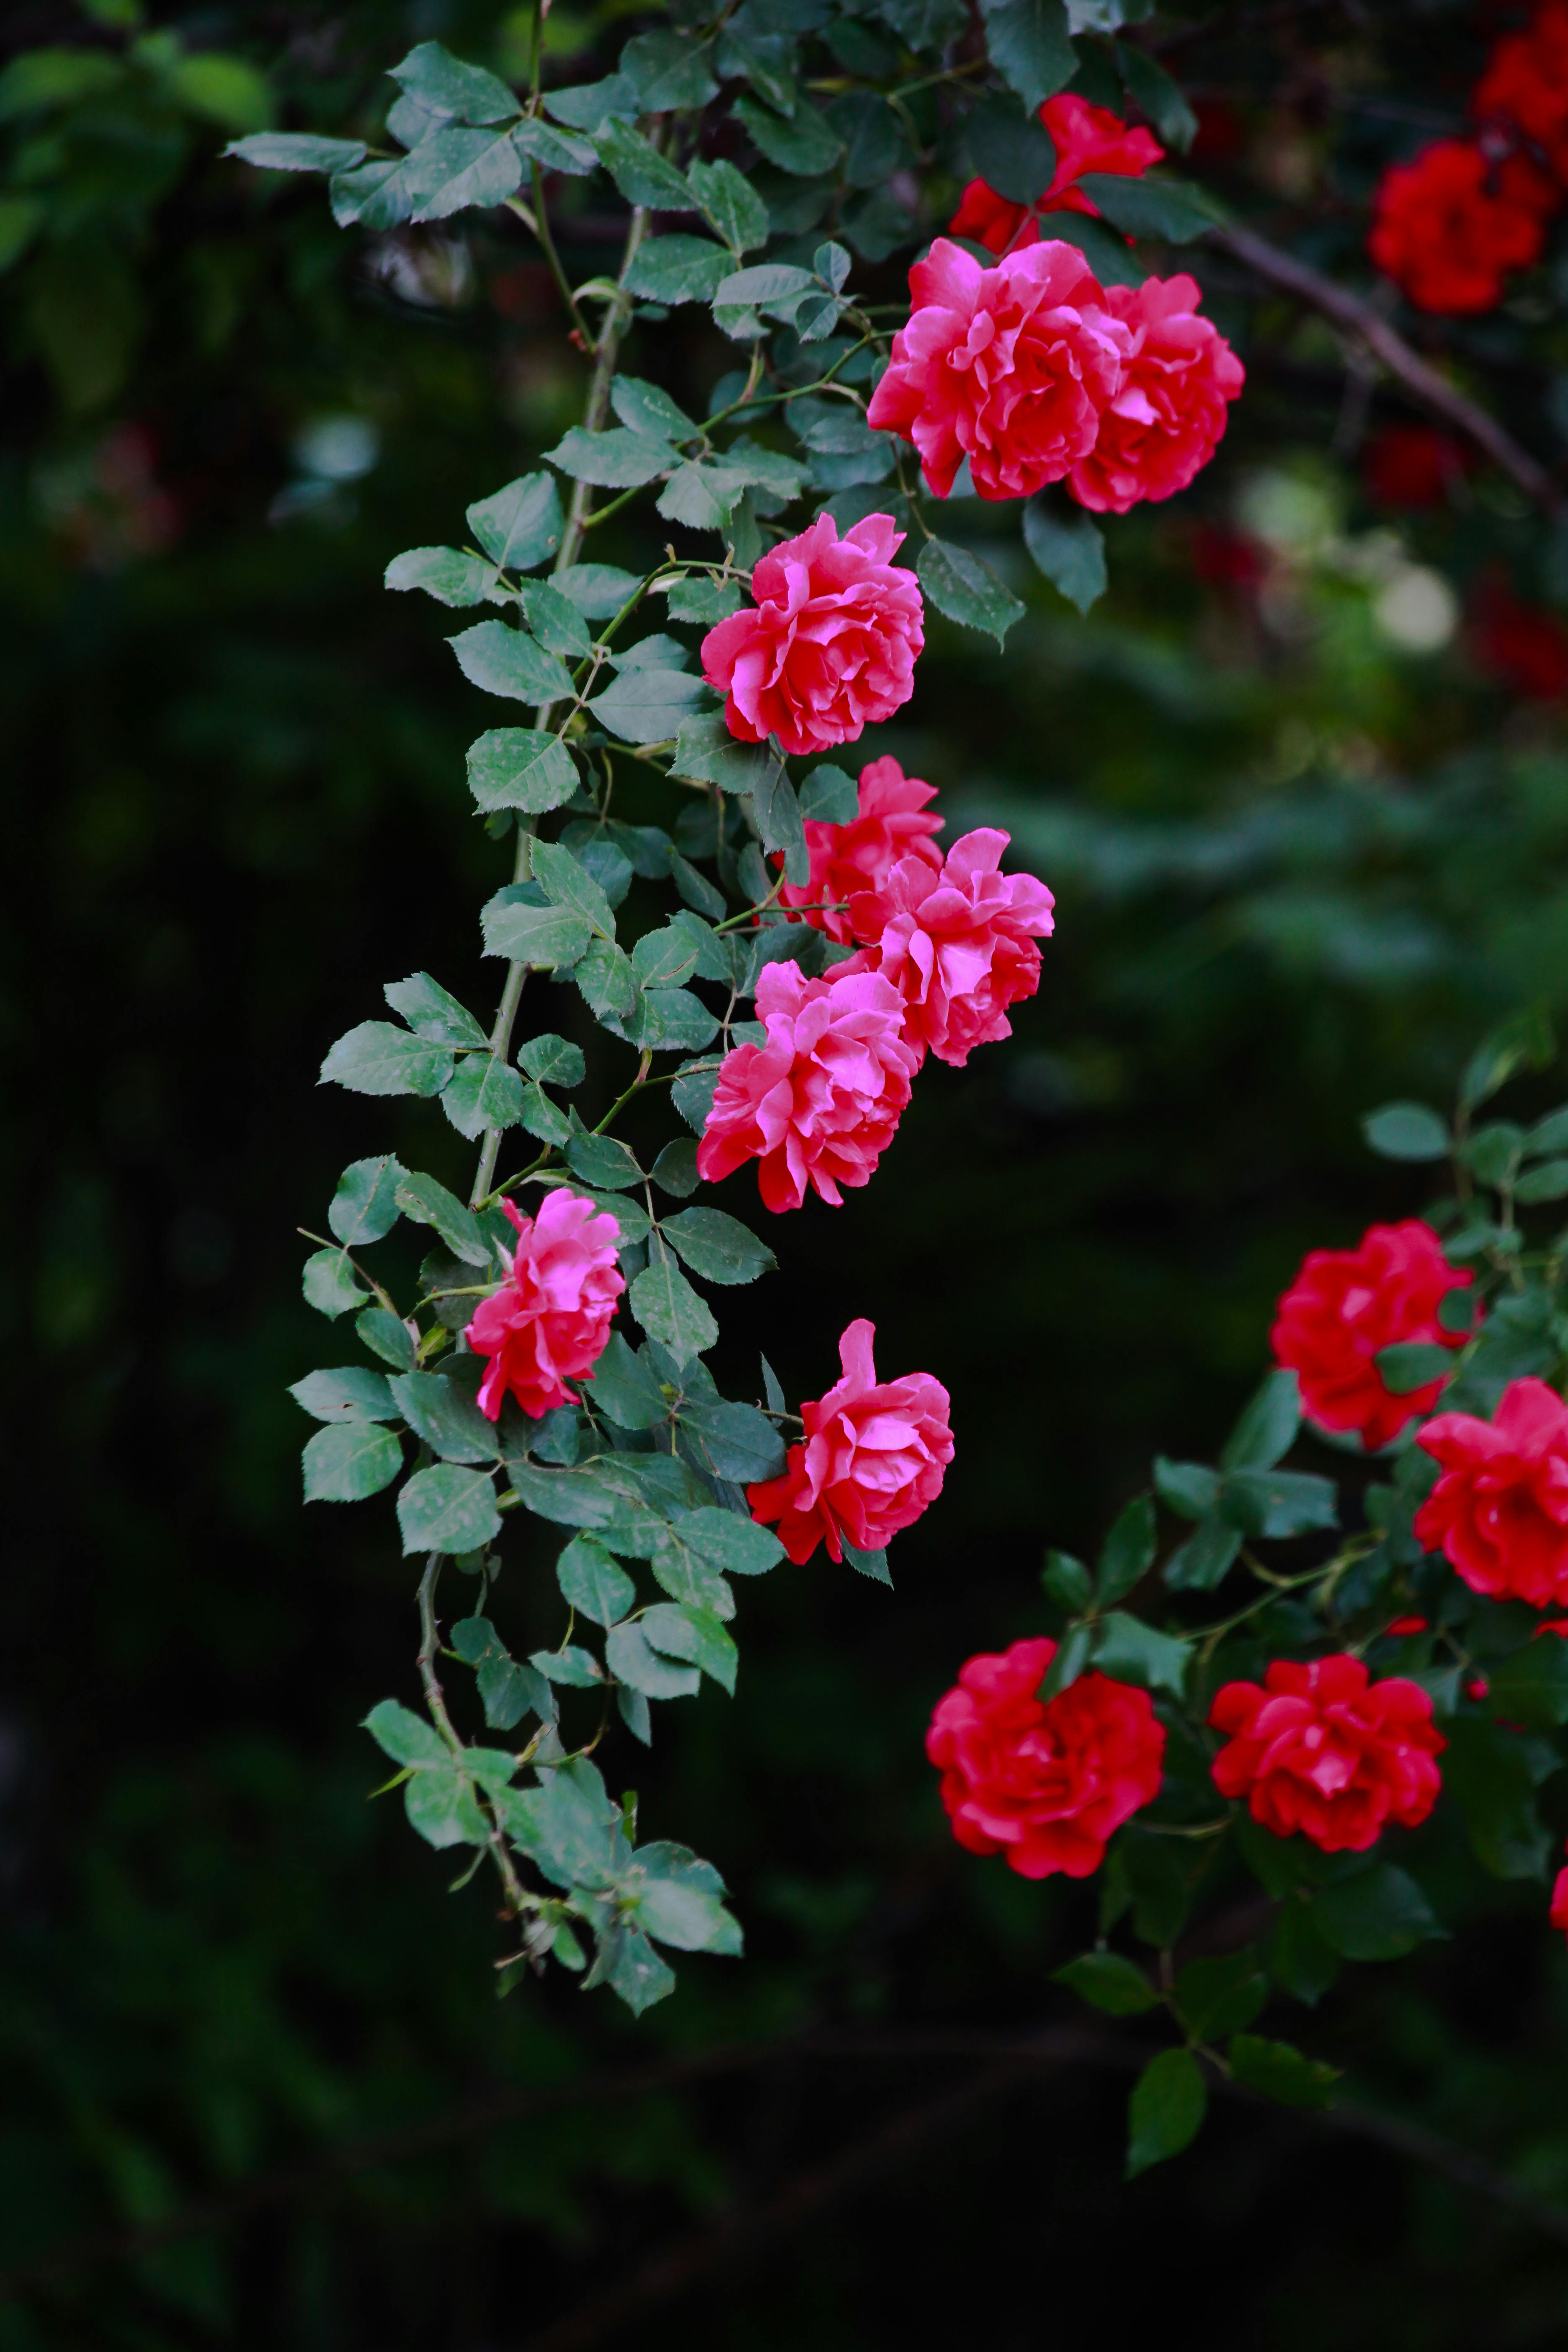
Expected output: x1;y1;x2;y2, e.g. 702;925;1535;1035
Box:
1369;0;1568;315
858;95;1244;514
929;1213;1568;1943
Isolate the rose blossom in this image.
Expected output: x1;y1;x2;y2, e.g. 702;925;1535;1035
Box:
866;238;1132;502
1415;1377;1568;1607
700;513;923;758
696;958;919;1213
748;1317;952;1564
1210;1656;1444;1852
776;754;943;945
926;1636;1165;1880
1067;274;1245;514
1271;1219;1472;1452
949;94;1163;255
1368;138;1555;315
1551;1848;1568;1942
1475;0;1568;184
845;828;1056;1068
466;1189;624;1420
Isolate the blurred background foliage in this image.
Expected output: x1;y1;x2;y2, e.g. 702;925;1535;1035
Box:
12;0;1568;2344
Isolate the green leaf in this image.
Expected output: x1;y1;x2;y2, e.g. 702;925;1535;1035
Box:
303;1248;367;1320
1374;1341;1454;1395
290;1366;397;1423
358;1308;417;1373
397;1463;502;1555
0;49;123;119
1219;1468;1337;1539
689;156;770;254
555;1535;637;1627
1078;172;1222;242
441;1054;525;1140
967;94;1059;204
512;114;598;175
574;938;640;1022
389;40;520;124
632;988;721;1056
1097;1493;1155;1605
395;1172;492;1268
673;712;780;794
498;1756;628;1890
589;665;709;745
662;1207;776;1285
545;425;674;488
748;762;810;887
1022;498;1106;614
529;1644;603;1687
656;460;750;531
1442;1718;1554;1880
466;472;563;570
364;1697;448;1768
329;1154;406;1247
542;75;639;133
384;971;487;1047
1093;1610;1189;1697
619;26;718;110
330;157;420;230
519;1032;587;1086
563;1122;642;1191
1115;41;1198;151
630;1256;719;1365
517;580;593;657
1052;1950;1160;2015
590;1919;676;2013
588;1334;672;1431
449;620;574;707
718;23;797;114
1163;1514;1240;1592
451;1616;556;1730
1126;2048;1207;2178
1362;1101;1449;1161
1041;1619;1094;1698
1228;2034;1338;2108
1153;1457;1219;1522
480;888;593;968
1042;1549;1093;1610
979;0;1076;113
1037;207;1144;287
798;763;860;823
642;1601;738;1692
227;132;368;173
606;1619;702;1697
1461;1002;1555;1113
1312;1863;1444;1960
733;93;843;176
624;235;733;304
627;1841;741;1952
320;1021;451;1098
1220;1368;1299;1472
404;1767;491;1849
1173;1952;1267;2040
401;123;524;222
1515;1157;1568;1202
1486;1636;1568;1729
302;1421;402;1502
389;1372;499;1464
678;1397;784;1484
630;923;701;991
531;839;617;939
660;1505;783;1580
593;118;696;211
1267;1893;1341;2006
916;537;1025;650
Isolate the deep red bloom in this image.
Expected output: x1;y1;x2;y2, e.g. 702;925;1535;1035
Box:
747;1317;952;1564
700;513;923;758
1475;0;1568;183
696;958;918;1213
1416;1377;1568;1607
466;1189;624;1420
1368;138;1554;315
1471;575;1568;699
926;1636;1166;1880
866;237;1131;502
1551;1850;1568;1940
1362;424;1476;508
1270;1220;1471;1452
949;94;1163;256
776;754;943;946
1067;273;1244;514
1387;1615;1430;1636
1210;1656;1445;1852
845;828;1056;1068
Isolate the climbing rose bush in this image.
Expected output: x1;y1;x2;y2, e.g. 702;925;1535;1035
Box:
1416;1377;1568;1604
1209;1657;1445;1852
926;1637;1166;1879
1271;1219;1471;1450
847;829;1057;1067
1068;275;1245;515
776;756;943;945
467;1191;624;1420
748;1318;952;1563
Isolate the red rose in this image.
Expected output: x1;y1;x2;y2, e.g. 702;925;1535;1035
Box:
1270;1219;1471;1452
1416;1377;1568;1607
866;237;1132;503
1475;0;1568;183
695;957;919;1213
1470;575;1568;699
926;1637;1165;1880
949;94;1164;256
1550;1853;1568;1940
776;754;943;946
747;1317;952;1564
1362;424;1476;508
1367;137;1554;315
845;828;1056;1068
1210;1656;1445;1852
466;1189;624;1420
699;512;923;758
1067;273;1244;514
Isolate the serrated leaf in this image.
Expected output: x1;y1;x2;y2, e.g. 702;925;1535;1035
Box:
593;118;696;211
1228;2034;1338;2109
1093;1610;1189;1697
606;1618;702;1697
395;1173;492;1269
545;425;675;488
917;536;1024;650
466;472;563;570
512;114;596;174
641;1602;737;1692
1126;2048;1207;2177
497;1755;628;1890
660;1505;782;1581
290;1366;397;1423
624;234;732;304
329;1154;406;1247
303;1421;402;1502
1153;1458;1218;1523
1173;1951;1267;2040
441;1053;525;1140
629;1256;719;1365
1162;1514;1242;1592
385;547;500;607
618;26;719;111
480;888;593;968
656;460;750;531
590;665;709;744
363;1696;449;1768
688;156;770;253
1096;1493;1155;1605
397;1463;502;1555
627;1841;741;1953
678;1397;784;1483
1219;1467;1337;1539
1374;1341;1454;1395
542;74;639;133
662;1207;776;1285
228;132;368;173
449;619;574;707
557;1535;638;1626
389;41;519;125
402;122;524;222
672;712;781;795
389;1371;499;1464
529;1643;603;1687
516;579;593;657
1220;1368;1299;1473
1023;498;1106;614
384;971;487;1047
967;94;1059;204
574;938;640;1021
1078;171;1222;242
1053;1950;1160;2015
451;1615;556;1731
1312;1863;1444;1960
978;0;1076;114
303;1249;367;1320
518;1032;587;1085
1115;41;1197;151
733;92;843;176
467;727;579;815
320;1022;452;1099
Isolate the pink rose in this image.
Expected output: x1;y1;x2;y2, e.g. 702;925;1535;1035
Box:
865;238;1132;502
747;1317;953;1563
696;959;919;1213
1068;273;1245;514
466;1188;624;1420
699;513;924;758
776;754;944;945
846;828;1056;1067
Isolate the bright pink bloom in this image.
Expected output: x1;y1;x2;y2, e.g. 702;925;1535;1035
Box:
1271;1220;1471;1452
1368;138;1554;315
1068;274;1244;514
926;1636;1165;1880
696;959;919;1213
949;95;1163;256
747;1317;952;1563
1416;1377;1568;1607
1210;1656;1444;1852
700;513;923;758
776;754;943;945
466;1189;624;1420
866;238;1132;502
846;828;1055;1068
1551;1850;1568;1941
